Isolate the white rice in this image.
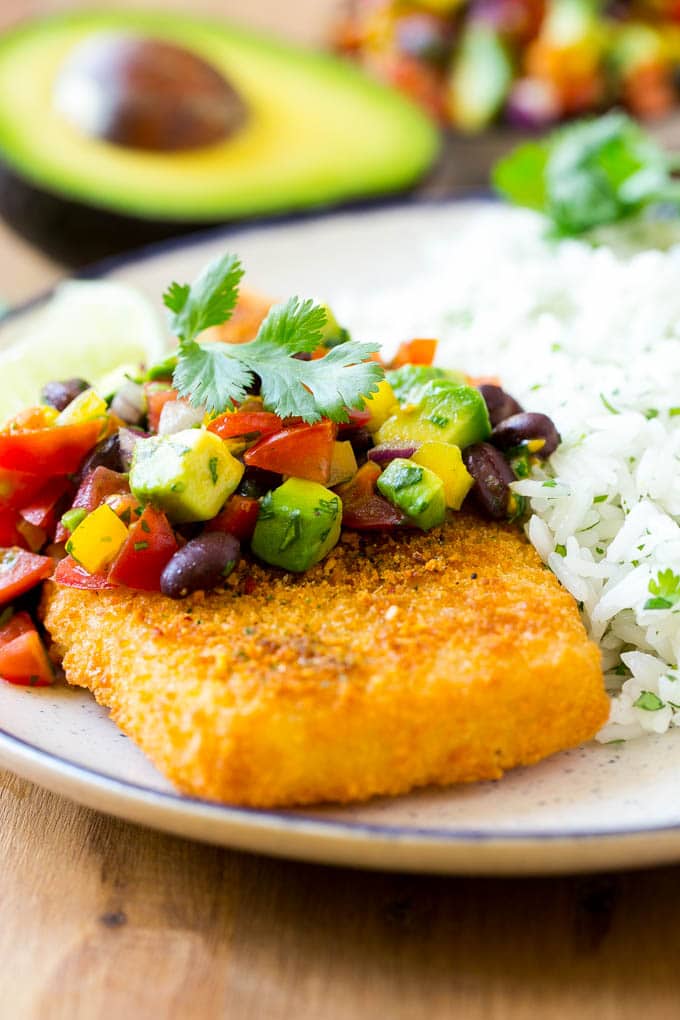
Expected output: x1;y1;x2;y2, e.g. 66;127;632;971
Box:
335;206;680;742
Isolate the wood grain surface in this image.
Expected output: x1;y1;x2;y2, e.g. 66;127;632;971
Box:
2;2;680;1018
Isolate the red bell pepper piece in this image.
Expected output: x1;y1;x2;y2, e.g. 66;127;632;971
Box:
334;461;406;530
206;495;260;542
244;421;337;484
0;420;101;474
338;407;371;432
0;547;53;604
53;556;114;590
0;613;54;686
55;467;130;542
391;338;438;369
208;410;283;440
145;385;178;432
108;506;178;591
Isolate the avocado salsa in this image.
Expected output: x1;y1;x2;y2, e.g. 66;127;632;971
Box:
0;253;560;686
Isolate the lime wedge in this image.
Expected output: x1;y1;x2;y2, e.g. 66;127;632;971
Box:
0;281;169;424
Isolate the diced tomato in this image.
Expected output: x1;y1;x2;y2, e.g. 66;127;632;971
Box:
467;375;502;388
0;468;46;509
208;410;283;440
391;339;438;369
0;547;53;605
0;420;101;474
244;421;337;484
53;555;114;590
145;385;178;432
334;461;406;530
20;478;73;534
108;506;178;591
15;519;47;553
206;495;260;542
105;492;144;526
0;508;26;548
0;623;54;686
55;467;130;542
0;610;33;643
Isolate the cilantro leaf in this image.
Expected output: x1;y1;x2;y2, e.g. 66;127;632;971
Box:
164;253;244;344
493;112;680;237
171;271;383;420
643;569;680;611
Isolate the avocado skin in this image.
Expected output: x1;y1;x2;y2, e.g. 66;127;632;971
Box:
0;160;202;265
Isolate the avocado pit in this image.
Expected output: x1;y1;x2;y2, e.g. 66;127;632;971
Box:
53;33;249;152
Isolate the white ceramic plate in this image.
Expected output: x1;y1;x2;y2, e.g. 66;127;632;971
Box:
3;201;680;876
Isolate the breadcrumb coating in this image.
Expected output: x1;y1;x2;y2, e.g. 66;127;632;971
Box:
41;514;607;807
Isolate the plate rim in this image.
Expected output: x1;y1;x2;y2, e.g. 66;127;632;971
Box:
4;198;679;871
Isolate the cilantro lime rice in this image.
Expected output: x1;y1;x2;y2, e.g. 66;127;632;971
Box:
334;205;680;743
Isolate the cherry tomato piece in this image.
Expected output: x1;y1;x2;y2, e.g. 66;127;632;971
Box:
0;625;54;686
0;468;46;509
206;495;260;542
0;547;53;605
20;478;73;534
0;508;26;549
244;421;337;484
54;467;130;542
53;556;114;590
208;411;283;440
108;506;178;591
0;420;102;474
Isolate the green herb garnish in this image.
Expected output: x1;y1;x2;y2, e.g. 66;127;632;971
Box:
634;691;665;712
493;112;680;238
166;253;383;421
644;568;680;611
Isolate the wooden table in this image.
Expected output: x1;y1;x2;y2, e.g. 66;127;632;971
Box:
3;2;680;1017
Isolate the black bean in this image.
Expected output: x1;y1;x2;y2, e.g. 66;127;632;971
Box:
477;384;524;427
76;433;123;481
160;532;240;599
348;427;374;459
40;377;90;412
491;412;561;458
368;443;419;465
237;466;281;499
462;442;516;520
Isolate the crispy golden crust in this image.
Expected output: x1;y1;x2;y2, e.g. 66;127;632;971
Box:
41;516;608;807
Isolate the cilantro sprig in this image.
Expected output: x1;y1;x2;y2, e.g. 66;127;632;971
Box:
164;253;383;421
644;569;680;611
493;112;680;238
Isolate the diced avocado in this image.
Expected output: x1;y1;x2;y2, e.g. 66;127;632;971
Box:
130;428;243;524
319;304;351;349
377;458;446;531
412;441;473;510
446;23;513;133
376;381;491;449
387;365;466;406
251;478;342;573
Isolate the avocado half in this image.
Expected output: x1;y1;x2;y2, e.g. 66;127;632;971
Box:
0;10;439;265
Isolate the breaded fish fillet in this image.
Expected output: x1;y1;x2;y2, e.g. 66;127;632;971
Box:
41;515;608;807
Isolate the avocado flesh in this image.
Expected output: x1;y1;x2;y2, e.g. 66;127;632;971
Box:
130;428;244;524
251;477;342;573
377;459;446;531
0;10;438;263
376;381;491;449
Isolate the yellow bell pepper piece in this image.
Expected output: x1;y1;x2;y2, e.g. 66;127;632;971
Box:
57;388;109;433
328;441;358;487
66;504;129;574
412;441;473;510
363;380;398;433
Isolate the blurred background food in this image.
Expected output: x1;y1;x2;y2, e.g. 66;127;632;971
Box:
0;0;678;272
334;0;680;132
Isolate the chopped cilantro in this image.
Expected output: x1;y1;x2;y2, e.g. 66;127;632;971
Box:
133;541;149;552
644;569;680;611
542;479;557;488
555;544;567;557
208;457;219;485
645;408;659;420
600;393;620;415
593;494;608;503
634;691;665;711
